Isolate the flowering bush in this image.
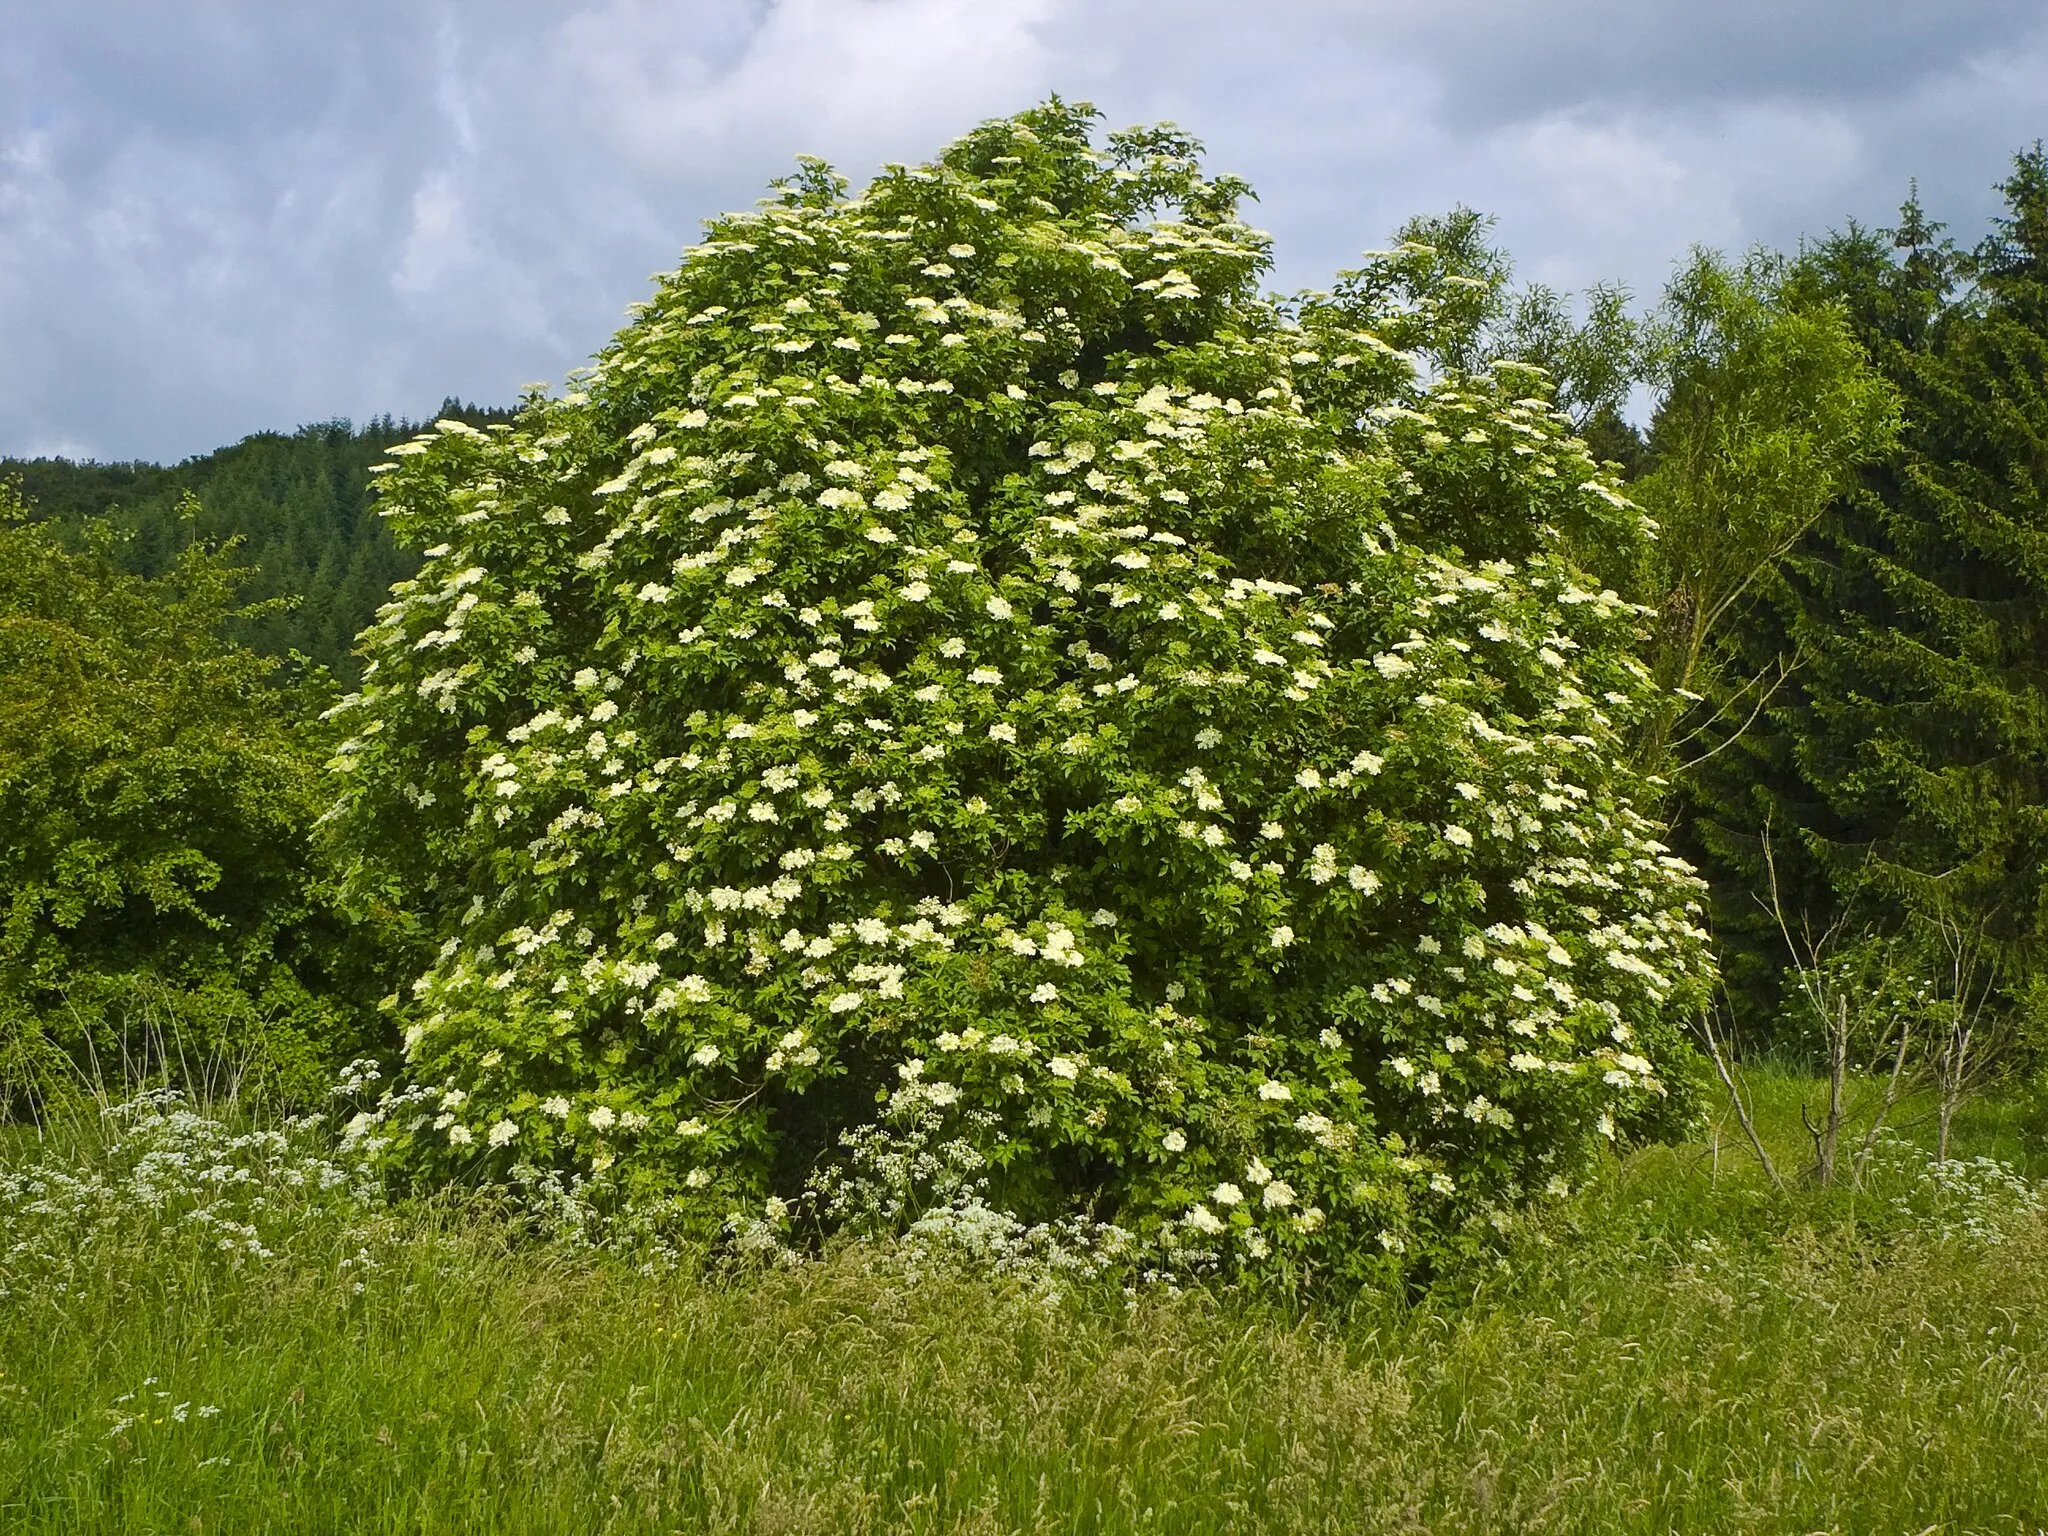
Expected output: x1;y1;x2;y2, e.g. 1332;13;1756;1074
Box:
329;102;1712;1283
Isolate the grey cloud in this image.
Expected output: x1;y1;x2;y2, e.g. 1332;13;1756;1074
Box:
1340;0;2044;122
3;0;2043;462
1035;1;2048;305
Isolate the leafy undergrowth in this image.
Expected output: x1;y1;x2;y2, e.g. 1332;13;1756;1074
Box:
2;1079;2047;1534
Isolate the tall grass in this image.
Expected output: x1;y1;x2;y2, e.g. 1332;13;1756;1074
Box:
2;1074;2046;1534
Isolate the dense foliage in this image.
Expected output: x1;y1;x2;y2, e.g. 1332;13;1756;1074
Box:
328;104;1713;1279
1626;250;1900;777
0;488;386;1113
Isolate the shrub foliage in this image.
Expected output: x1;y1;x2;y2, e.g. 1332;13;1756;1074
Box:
332;103;1712;1279
0;492;383;1111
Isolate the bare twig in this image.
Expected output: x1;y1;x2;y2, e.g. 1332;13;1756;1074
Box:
1698;999;1781;1188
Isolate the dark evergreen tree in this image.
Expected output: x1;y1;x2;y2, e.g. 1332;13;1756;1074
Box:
1685;153;2048;1036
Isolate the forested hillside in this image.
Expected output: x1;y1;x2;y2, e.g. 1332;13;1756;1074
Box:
3;399;512;680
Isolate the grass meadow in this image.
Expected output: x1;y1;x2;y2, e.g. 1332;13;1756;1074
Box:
3;1068;2047;1534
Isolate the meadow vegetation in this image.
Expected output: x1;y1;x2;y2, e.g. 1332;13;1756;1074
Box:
2;1073;2045;1533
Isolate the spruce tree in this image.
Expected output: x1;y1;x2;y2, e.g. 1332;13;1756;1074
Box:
1687;152;2048;1031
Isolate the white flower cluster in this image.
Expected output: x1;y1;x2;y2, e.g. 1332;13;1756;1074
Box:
0;1089;383;1297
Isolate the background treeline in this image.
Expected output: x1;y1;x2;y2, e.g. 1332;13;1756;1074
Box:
6;154;2048;1156
1672;153;2048;1163
3;398;513;682
0;493;398;1112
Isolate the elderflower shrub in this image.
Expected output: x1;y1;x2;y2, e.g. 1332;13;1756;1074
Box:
330;101;1712;1285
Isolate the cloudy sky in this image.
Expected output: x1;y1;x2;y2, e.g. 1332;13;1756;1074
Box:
5;1;2044;463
